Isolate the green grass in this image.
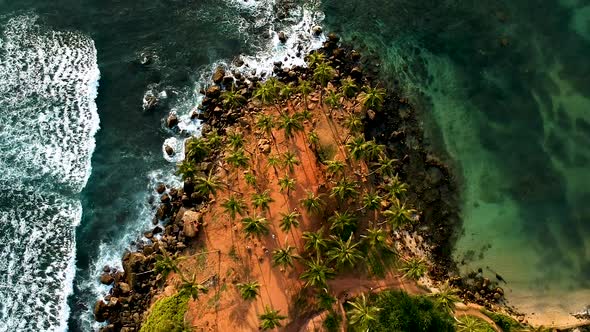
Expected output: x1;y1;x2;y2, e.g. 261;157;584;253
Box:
350;290;455;332
481;309;523;331
140;293;189;332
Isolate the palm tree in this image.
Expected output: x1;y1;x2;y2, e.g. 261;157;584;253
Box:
371;156;398;177
236;281;260;300
259;306;287;331
225;149;250;169
281;151;300;174
278;176;296;195
205;130;223;149
272;245;297;268
307;131;320;149
267;154;281;174
279;211;301;233
456;315;493;332
361;191;382;212
154;249;179;279
194;171;223;196
360;227;392;253
382;174;408;198
324;90;342;114
429;282;460;313
313;62;336;87
185;137;210;162
401;257;427;280
244;172;257;188
328;211;357;238
325;159;345;179
227;131;245;150
298;78;313;109
358;86;386;110
300;258;336;288
330;179;359;202
302;228;329;258
222;195;247;220
279;82;296;100
346;136;367;161
251;190;274;212
241;215;270;239
300;191;323;215
221;87;246;109
278;114;303;139
179;274;209;301
347;294;381;331
340;77;358;98
294;108;312;122
317;287;336;310
307;52;326;68
327;234;363;269
363;140;385;162
344;114;364;134
176;159;199;180
253;78;279;105
383;197;417;229
256;113;276;139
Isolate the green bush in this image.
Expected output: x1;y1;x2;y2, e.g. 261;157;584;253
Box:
365;290;455;332
323;311;342;332
140;293;189;332
481;309;522;331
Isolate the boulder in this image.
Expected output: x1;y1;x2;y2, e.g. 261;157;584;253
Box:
100;273;114;286
155;183;166;194
160;193;171;204
312;26;322;36
94;300;108;322
182;211;202;238
164;145;174;156
119;282;131;295
205;85;221;99
212;67;225;84
166;113;178;128
122;252;147;274
327;32;339;42
257;138;271;154
278;31;287;43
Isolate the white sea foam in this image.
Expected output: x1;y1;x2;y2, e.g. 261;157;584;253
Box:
0;15;100;331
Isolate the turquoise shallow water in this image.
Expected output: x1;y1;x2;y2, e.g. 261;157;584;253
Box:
322;0;590;320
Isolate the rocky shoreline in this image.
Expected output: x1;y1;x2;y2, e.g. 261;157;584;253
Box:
92;32;571;331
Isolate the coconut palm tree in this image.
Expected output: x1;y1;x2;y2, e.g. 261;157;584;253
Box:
221;87;246;109
154;249;179;279
241;215;270;239
340;76;358;98
317;287;337;310
307;52;326;68
205;130;223;149
227;131;245;150
324;90;342;115
279;211;301;233
382;174;408;198
278;176;296;195
194;171;223;196
225;149;250;169
298;78;313;109
328;211;357;238
313;62;336;87
456;315;493;332
259;306;287;331
222;195;247;220
300;258;336;288
371;156;398;177
272;245;297;268
429;282;460;313
347;294;381;331
360;227;391;253
344;114;364;134
294;108;312;122
251;190;274;212
327;234;363;269
278;114;303;139
179;274;209;301
253;78;279;105
383;197;417;229
307;131;320;149
281;151;300;174
401;257;427;280
302;228;329;259
236;281;260;300
300;190;323;215
325;159;346;179
279;82;296;100
346;136;367;161
185;137;211;162
363;139;385;162
358;86;386;110
361;191;382;212
244;172;257;188
330;179;359;202
176;159;199;180
255;113;276;139
267;154;281;174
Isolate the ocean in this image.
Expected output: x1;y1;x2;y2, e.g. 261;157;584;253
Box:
0;0;587;330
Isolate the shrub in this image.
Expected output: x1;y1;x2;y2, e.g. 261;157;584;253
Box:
361;290;455;332
323;311;342;332
140;293;189;332
481;309;522;331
